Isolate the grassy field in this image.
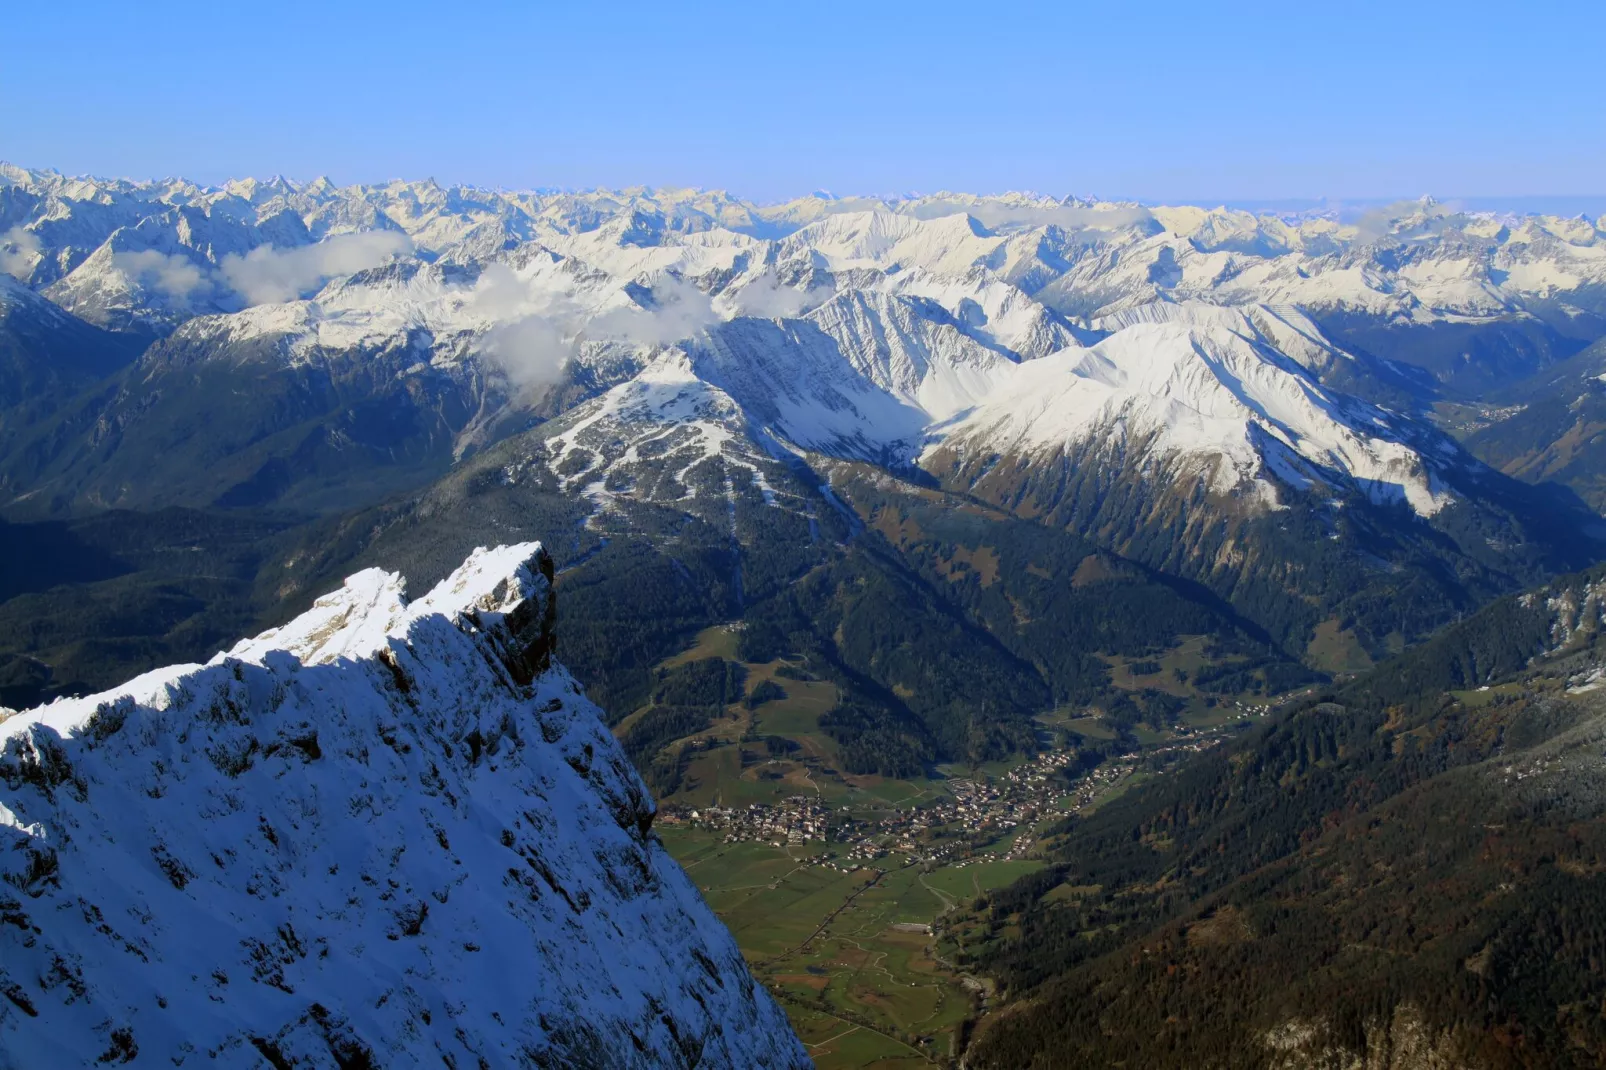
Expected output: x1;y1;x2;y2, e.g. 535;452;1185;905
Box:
917;860;1045;906
662;622;742;667
626;624;947;812
1305;617;1376;673
658;823;1043;1068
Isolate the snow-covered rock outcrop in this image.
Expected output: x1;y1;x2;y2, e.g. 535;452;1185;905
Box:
0;543;808;1068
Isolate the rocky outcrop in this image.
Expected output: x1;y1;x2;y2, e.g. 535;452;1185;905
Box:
1263;1004;1470;1070
0;543;808;1068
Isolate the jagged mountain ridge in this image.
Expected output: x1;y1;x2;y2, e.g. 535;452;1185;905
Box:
520;291;1603;661
6;163;1605;323
5;163;1606;518
8;165;1606;1069
3;162;1606;692
0;543;808;1068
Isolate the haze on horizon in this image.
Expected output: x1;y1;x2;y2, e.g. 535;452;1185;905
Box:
4;0;1603;210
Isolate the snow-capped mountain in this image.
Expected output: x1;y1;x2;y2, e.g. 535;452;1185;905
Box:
10;162;1606;1070
538;295;1460;525
0;542;807;1068
11;163;1582;543
6;162;1604;340
3;162;1605;669
928;304;1456;517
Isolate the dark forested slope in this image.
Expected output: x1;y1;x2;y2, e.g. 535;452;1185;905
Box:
960;564;1606;1068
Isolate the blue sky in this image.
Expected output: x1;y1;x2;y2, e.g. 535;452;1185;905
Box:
4;0;1602;204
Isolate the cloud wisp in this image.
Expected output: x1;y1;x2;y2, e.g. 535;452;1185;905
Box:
0;227;41;282
466;263;586;392
588;275;722;346
467;268;736;394
221;231;413;305
111;250;206;301
722;274;828;319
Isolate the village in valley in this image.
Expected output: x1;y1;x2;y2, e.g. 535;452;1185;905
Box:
658;724;1236;873
648;713;1250;1067
636;622;1279;1067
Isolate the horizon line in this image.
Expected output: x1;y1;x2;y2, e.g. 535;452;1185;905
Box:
4;161;1606;219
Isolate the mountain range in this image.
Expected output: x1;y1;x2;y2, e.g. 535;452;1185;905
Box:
6;162;1606;1066
5;165;1606;699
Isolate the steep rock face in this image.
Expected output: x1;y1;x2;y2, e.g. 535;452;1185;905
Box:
0;543;808;1068
1262;1004;1481;1070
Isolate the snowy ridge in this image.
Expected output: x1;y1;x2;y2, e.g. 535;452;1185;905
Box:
6;162;1601;526
929;313;1454;517
6;162;1606;341
0;544;807;1068
1088;301;1350;377
517;297;1464;518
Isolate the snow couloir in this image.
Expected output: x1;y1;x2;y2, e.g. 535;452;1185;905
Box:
0;543;809;1068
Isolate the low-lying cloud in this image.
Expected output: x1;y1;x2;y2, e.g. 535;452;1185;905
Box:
588;275;722;346
221;230;413;305
468;268;733;393
466;263;587;392
111;250;206;301
724;274;826;319
480;313;574;391
0;226;41;281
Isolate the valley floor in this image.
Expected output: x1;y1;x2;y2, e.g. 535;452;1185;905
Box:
656;733;1233;1067
630;620;1285;1065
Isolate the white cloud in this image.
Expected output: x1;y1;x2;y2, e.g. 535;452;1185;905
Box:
588;275;721;346
481;314;574;391
466;263;586;392
466;268;727;393
111;250;206;301
220;230;412;305
723;274;827;319
0;226;41;281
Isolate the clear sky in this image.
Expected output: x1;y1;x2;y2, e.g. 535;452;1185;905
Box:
3;0;1602;204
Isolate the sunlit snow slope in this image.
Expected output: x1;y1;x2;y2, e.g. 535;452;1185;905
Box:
0;543;808;1069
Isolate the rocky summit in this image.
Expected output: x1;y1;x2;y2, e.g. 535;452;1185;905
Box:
0;543;808;1069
